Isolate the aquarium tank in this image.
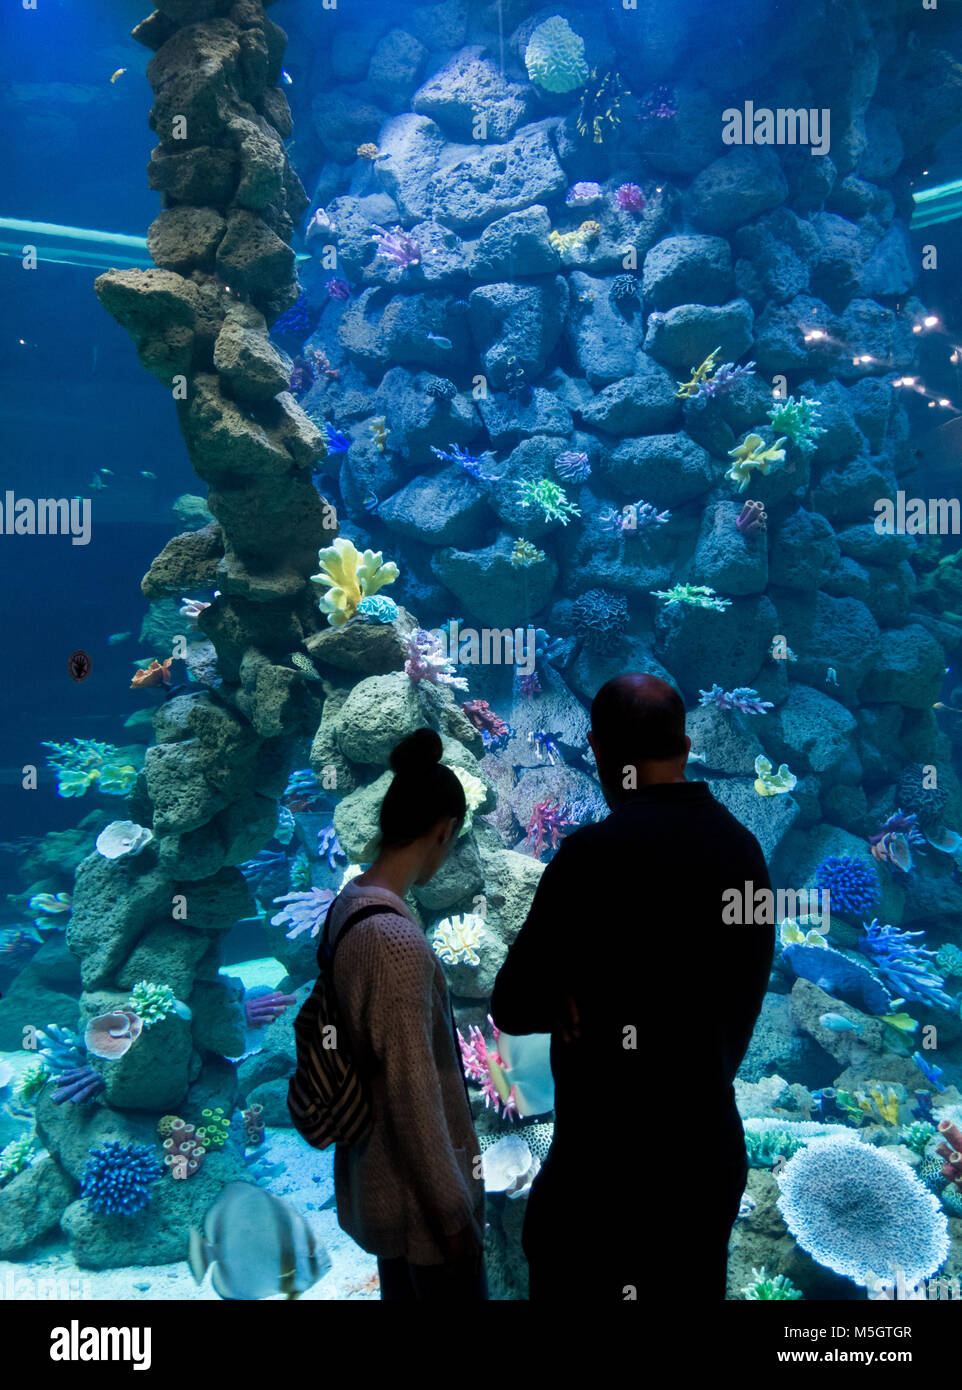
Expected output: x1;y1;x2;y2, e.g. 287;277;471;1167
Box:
1;0;962;1313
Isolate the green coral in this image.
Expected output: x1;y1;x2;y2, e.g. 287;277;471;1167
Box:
516;478;581;526
745;1129;803;1167
127;980;178;1028
767;396;826;454
899;1121;937;1156
15;1063;50;1104
0;1134;36;1185
311;536;399;628
936;943;962;978
754;755;797;796
510;538;546;568
650;584;731;612
727;434;787;492
452;766;486;835
524;15;589;93
41;739;138;798
290;846;312;890
741;1267;803;1301
198;1107;230;1151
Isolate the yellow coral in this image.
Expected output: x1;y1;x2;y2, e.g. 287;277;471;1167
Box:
311;536;399;627
451;765;486;835
675;348;722;399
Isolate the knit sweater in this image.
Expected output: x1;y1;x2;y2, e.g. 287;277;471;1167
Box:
328;880;485;1266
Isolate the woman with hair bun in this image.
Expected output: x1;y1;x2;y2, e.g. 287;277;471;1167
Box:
325;726;487;1300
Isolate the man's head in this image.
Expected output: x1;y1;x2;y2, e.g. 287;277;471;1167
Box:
588;673;690;804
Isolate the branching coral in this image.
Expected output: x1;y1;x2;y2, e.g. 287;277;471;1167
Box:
858;920;955;1009
271;887;336;940
674;348;722;399
371;224;421;268
457;1017;518;1120
41;739;138;798
127;980;185;1029
767;395;826;453
602;501;670;538
524;800;576;860
311;536;399;628
727;434;787;491
404;628;469;690
741;1268;803;1301
698;684;773;715
510;537;546;567
461;700;512;749
80;1141;164;1216
651;584;732;612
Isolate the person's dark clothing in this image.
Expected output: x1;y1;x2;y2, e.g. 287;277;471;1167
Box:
490;780;774;1303
376;1253;488;1302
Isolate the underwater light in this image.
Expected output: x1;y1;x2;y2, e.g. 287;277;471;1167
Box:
925;315;940;327
912;178;962;228
0;217;151;270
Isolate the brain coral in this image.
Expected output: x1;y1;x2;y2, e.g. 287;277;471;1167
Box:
524;16;589;94
776;1135;950;1287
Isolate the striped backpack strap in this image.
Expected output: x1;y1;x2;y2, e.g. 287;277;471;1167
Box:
286;903;385;1150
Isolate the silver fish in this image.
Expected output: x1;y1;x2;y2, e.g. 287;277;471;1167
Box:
737;1192;755;1219
818;1012;862;1033
189;1182;330;1301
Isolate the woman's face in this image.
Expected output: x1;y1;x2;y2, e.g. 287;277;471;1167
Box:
415;817;461;883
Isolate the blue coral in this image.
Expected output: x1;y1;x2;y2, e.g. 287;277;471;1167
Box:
80;1141;164;1217
782;943;891;1014
858;920;956;1010
356;595;399;624
814;855;880;919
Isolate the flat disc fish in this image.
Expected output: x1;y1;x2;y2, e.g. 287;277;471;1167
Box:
189;1182;330;1300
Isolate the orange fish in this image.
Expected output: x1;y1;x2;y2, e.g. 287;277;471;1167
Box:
131;657;173;690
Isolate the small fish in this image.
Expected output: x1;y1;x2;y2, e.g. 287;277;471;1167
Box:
107;631;132;646
281;70;293;86
139;470;157;480
110;68;127;84
361;491;379;512
98;468;114;476
737;1193;756;1219
818;1012;862;1033
189;1182;330;1301
426;333;453;350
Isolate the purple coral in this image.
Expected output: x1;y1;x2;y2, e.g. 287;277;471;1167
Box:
736;500;767;535
698;684;774;715
858;919;956;1009
324;276;351;300
554;450;591;482
271;887;336;940
566;181;603;207
615;182;645;213
317;823;346;871
694;360;756;397
404;628;469;690
371;224;421;269
870;809;926;873
602;500;671;538
516;671;542;700
51;1066;106;1105
245;991;297;1027
640;85;677;120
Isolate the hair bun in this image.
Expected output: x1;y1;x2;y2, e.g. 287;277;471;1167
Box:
389;727;444;775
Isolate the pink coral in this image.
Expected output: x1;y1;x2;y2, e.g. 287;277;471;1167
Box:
457;1018;518;1120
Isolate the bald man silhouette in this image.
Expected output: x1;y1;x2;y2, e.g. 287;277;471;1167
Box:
492;673;774;1303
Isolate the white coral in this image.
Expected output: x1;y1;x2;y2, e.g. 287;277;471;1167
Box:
431;913;485;966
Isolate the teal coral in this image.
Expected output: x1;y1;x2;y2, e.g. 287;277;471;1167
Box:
899;1120;936;1156
650;583;731;612
936;943;962;978
0;1134;36;1185
745;1128;803;1167
767;396;826;454
41;739;138;798
741;1267;803;1300
127;980;179;1028
516;478;581;526
356;595;399;624
524;16;589;93
727;434;787;492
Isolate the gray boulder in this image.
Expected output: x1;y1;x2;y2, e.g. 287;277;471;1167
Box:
642;235;734;311
644;298;754;374
682;147;788;233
